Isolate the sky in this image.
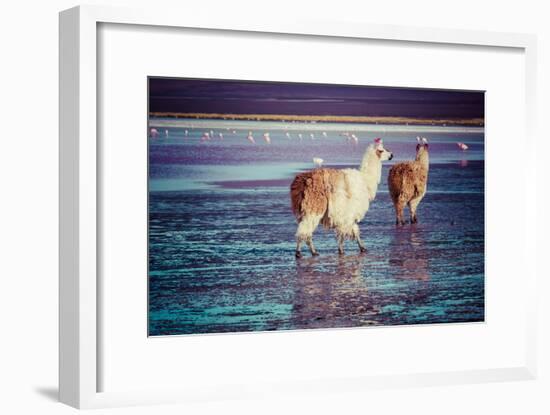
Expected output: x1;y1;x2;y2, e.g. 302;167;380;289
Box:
148;77;484;119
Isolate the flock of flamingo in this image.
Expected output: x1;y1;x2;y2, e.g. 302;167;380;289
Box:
149;127;471;151
149;127;384;146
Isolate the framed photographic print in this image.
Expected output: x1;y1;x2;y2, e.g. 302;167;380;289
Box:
59;5;538;409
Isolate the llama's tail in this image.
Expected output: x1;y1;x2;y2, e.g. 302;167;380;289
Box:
290;170;330;222
290;173;307;220
388;165;404;202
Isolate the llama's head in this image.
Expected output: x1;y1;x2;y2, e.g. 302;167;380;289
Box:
415;137;429;159
374;138;393;161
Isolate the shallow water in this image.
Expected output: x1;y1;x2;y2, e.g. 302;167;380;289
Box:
148;120;484;336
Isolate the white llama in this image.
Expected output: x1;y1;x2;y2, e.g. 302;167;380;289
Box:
290;138;393;257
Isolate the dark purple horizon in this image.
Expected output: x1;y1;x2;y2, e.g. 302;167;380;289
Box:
148;77;484;119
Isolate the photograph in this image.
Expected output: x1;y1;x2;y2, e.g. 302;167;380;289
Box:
148;77;485;336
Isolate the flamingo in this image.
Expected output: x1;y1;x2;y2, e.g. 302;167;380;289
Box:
219;132;224;140
247;132;255;144
263;132;271;144
298;133;303;140
165;129;169;137
150;128;159;138
310;133;315;140
201;132;210;142
285;132;291;139
457;142;469;151
313;157;324;168
322;131;327;138
350;134;358;145
184;129;189;137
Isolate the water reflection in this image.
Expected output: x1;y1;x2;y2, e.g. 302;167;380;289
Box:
388;227;430;281
291;254;375;328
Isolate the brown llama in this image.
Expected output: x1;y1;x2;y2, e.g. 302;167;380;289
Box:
388;137;430;225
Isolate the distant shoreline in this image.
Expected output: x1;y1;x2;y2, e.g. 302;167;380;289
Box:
149;112;484;127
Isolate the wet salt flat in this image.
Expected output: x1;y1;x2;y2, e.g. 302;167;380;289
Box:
148;119;485;336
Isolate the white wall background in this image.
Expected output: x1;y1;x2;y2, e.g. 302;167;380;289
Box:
0;0;548;414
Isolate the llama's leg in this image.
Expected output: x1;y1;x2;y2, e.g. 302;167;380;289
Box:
295;238;303;258
392;200;399;225
394;197;407;226
337;231;345;255
408;194;424;224
295;214;322;258
306;236;319;256
352;223;367;253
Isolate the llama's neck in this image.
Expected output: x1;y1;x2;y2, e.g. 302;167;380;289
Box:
360;147;382;200
416;151;430;172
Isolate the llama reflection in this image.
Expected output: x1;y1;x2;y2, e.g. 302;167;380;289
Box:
291;255;375;328
388;227;430;281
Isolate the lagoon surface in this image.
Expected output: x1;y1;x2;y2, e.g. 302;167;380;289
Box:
148;119;485;336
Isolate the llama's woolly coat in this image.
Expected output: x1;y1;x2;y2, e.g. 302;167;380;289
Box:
387;161;428;204
290;146;382;238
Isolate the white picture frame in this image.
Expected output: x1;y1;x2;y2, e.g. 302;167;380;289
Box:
59;4;538;409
